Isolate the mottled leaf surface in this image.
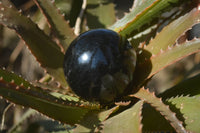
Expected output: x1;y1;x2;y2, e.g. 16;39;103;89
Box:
86;0;116;29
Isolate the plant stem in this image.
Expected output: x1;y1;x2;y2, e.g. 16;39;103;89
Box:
74;0;87;35
1;103;13;131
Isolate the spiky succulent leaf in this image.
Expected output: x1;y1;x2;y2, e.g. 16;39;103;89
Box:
102;100;143;133
167;96;200;133
54;0;72;18
130;88;187;132
149;39;200;77
86;0;116;29
0;68;100;125
146;8;200;55
134;38;200;86
0;1;67;87
130;24;158;49
142;103;174;131
73;111;102;132
109;0;155;33
129;7;184;48
33;0;76;50
53;0;82;29
110;0;187;38
142;73;200;131
73;106;119;132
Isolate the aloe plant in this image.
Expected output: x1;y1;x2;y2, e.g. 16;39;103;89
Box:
0;0;200;132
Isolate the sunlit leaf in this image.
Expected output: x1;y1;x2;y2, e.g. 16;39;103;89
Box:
145;8;200;55
74;106;119;132
149;39;200;78
167;95;200;133
134;38;200;86
86;0;116;29
131;88;186;132
110;0;187;38
34;0;76;50
102;101;143;133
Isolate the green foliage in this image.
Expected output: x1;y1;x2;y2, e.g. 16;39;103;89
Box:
167;96;200;133
0;0;66;87
0;69;98;125
0;0;200;132
145;8;200;55
86;0;116;29
34;0;76;50
110;0;188;38
102;101;143;133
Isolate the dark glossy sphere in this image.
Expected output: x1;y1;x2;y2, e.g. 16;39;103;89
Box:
64;29;136;103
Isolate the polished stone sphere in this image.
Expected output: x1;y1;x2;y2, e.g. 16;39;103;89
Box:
63;29;136;103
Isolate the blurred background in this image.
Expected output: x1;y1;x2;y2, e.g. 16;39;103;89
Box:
0;0;199;132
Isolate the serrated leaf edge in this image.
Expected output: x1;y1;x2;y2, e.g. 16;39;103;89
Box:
130;87;188;133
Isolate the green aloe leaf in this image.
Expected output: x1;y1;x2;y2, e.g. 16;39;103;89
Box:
102;101;143;133
110;0;187;38
130;24;158;49
33;0;76;50
54;0;72;20
0;1;67;87
149;38;200;78
143;73;200;131
142;103;174;131
73;111;102;133
134;38;200;86
145;8;200;55
131;88;186;132
109;0;155;33
167;95;200;133
86;0;116;29
0;68;94;125
73;106;119;132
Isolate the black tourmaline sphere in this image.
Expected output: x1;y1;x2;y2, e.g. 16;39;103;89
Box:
64;29;136;103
